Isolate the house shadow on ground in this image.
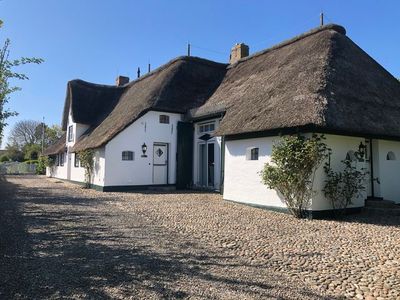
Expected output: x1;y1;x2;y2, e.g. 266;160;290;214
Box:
0;175;338;299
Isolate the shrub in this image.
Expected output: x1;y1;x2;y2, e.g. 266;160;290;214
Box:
260;134;329;218
323;154;367;216
0;155;9;162
24;159;39;165
36;155;49;175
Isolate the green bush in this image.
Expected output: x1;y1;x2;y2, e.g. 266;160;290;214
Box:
36;155;48;175
260;134;329;218
0;155;10;162
24;159;39;165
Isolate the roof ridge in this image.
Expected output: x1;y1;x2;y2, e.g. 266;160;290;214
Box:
68;56;227;90
123;56;227;87
228;23;346;68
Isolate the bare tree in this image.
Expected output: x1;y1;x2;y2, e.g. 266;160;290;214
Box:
8;120;41;147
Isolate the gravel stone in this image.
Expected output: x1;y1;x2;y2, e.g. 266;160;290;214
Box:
1;175;400;299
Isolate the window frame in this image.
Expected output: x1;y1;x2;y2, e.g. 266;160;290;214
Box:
68;125;74;142
122;150;134;161
246;147;259;160
198;122;216;134
251;148;259;160
74;153;80;167
59;152;64;166
159;115;170;124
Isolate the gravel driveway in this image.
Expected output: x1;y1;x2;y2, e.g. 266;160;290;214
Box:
0;175;399;299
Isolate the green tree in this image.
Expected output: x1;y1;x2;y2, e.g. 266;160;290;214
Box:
4;143;24;161
0;21;43;144
44;124;63;146
24;143;41;160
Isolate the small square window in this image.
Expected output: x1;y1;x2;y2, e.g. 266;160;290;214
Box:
122;151;134;161
159;115;170;124
246;147;259;160
251;148;259;160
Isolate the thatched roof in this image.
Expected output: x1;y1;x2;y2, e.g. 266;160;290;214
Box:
47;23;400;155
61;81;125;131
192;24;400;138
70;57;226;151
43;133;66;155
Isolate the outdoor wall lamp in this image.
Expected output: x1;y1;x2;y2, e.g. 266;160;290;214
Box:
141;143;148;157
358;142;366;159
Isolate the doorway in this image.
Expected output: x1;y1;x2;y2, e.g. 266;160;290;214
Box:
153;143;168;184
199;142;215;187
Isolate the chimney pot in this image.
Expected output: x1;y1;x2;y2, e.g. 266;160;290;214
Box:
116;76;129;86
229;43;249;64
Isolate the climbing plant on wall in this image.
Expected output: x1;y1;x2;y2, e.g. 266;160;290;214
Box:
77;149;94;188
323;151;367;216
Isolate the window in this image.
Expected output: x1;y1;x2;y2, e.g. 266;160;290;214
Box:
251;148;259;160
56;154;60;166
246;147;259;160
386;151;396;161
122;151;134;161
74;153;80;167
68;125;74;142
199;122;215;133
159;115;170;124
59;153;64;166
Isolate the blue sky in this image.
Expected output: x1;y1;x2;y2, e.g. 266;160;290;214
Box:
1;0;399;148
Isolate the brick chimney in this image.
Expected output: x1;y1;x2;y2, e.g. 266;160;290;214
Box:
115;76;129;86
229;43;249;64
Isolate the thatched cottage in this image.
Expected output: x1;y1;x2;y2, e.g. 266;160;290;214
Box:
45;24;400;214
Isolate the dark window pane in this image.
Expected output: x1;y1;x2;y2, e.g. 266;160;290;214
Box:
122;151;134;161
159;115;170;124
251;148;259;160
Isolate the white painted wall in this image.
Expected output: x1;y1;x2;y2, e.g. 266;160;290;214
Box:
223;134;369;211
193;118;222;190
375;140;400;203
92;147;106;186
223;136;285;207
46;147;105;186
46;107;96;184
46;152;68;179
104;111;182;186
69;152;86;183
311;135;367;211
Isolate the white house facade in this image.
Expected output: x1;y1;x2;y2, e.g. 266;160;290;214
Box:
45;23;400;216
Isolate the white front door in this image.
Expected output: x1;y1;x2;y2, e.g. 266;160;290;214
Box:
153;143;168;184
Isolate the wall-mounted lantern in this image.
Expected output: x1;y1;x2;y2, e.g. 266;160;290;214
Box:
141;143;148;157
358;142;366;160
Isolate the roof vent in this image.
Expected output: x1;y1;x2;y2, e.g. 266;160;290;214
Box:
116;76;129;86
229;43;249;64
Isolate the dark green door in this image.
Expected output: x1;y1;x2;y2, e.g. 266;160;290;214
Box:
176;122;193;189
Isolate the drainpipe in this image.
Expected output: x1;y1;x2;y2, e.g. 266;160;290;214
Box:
369;138;374;198
220;136;225;195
